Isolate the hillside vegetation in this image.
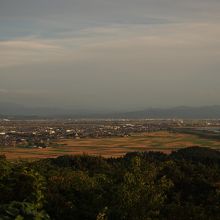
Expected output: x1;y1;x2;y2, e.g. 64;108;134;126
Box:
1;147;220;219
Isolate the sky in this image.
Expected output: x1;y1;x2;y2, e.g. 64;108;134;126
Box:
0;0;220;111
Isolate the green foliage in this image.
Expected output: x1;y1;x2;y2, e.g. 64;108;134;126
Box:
0;201;50;220
1;147;220;219
0;158;50;219
110;157;172;220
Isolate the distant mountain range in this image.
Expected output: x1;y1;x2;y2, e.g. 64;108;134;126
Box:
1;102;220;119
110;106;220;119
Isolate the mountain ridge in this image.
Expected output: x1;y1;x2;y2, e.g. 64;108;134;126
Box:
1;102;220;119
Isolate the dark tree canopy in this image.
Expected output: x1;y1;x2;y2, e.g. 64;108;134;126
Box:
1;147;220;220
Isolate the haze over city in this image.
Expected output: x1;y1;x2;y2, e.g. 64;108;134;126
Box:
0;0;220;111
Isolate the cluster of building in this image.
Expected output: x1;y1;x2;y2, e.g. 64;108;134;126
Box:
0;119;173;148
1;118;219;148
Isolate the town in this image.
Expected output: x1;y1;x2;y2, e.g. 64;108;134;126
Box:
1;118;220;149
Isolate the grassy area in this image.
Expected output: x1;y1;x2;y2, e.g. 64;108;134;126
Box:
1;131;220;160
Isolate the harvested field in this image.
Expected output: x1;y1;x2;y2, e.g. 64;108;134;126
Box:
1;131;220;160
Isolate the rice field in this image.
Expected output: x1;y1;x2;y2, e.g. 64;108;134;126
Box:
1;131;220;160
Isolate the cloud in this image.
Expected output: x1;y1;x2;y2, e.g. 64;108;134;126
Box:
0;0;220;108
0;38;66;67
1;0;220;42
0;22;219;68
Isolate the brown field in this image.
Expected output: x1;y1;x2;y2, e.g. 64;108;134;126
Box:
1;131;220;160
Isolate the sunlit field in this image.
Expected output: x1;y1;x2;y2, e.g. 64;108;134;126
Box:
1;131;220;160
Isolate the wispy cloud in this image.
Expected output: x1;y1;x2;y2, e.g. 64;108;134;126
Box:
0;22;219;68
0;37;66;67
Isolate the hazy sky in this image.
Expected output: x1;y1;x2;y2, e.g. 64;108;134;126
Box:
0;0;220;110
